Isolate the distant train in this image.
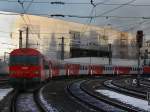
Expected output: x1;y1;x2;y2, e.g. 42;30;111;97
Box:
0;60;9;77
9;48;150;89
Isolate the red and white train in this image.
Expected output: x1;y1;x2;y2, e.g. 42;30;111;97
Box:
9;48;150;89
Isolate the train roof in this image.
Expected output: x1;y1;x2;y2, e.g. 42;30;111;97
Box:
10;48;41;56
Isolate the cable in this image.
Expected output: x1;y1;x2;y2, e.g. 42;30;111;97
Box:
96;0;137;17
1;0;150;7
123;20;148;31
17;0;40;39
24;0;33;12
80;0;110;36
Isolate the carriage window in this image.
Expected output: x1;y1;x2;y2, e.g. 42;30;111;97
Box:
80;66;83;70
85;66;87;70
61;64;64;69
133;68;135;71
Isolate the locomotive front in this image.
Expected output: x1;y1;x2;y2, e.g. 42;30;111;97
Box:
9;48;42;89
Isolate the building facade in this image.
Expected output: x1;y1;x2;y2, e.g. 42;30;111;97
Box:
11;14;137;59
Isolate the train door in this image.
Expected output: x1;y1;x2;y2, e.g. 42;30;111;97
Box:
52;64;60;77
104;66;113;75
130;67;138;75
59;62;65;76
143;66;150;76
79;64;88;75
115;66;131;75
49;61;52;78
89;65;103;76
65;64;80;76
40;58;45;81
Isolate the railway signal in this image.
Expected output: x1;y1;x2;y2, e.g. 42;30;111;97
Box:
136;30;143;87
136;30;143;48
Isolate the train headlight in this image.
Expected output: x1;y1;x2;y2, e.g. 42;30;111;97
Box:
34;71;39;74
10;71;16;74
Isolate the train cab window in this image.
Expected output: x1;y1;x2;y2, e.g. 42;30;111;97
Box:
10;55;39;65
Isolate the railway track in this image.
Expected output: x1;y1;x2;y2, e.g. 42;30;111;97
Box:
103;78;150;112
41;79;97;112
67;80;125;112
81;78;148;112
8;77;150;112
10;89;46;112
40;77;144;112
111;77;150;98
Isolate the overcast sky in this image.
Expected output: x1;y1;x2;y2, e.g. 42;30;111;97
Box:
0;0;150;35
0;0;150;57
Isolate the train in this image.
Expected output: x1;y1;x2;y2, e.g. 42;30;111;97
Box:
9;48;150;89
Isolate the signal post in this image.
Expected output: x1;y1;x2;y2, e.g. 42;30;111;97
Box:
136;30;143;86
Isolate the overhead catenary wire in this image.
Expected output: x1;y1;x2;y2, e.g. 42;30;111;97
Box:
0;0;150;38
96;0;137;17
80;0;110;36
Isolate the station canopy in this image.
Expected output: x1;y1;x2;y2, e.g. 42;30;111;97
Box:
0;0;150;39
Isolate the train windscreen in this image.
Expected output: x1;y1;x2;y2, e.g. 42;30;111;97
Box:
10;55;39;65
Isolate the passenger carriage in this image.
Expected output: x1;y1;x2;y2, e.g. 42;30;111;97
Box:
9;48;150;89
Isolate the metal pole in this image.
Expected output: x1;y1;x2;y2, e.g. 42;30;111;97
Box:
137;46;140;86
4;52;6;62
26;27;29;48
136;30;143;86
108;44;112;65
61;37;64;60
19;30;23;48
4;52;9;62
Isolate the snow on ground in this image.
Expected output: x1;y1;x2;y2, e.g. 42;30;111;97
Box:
0;88;13;101
39;86;59;112
96;89;150;111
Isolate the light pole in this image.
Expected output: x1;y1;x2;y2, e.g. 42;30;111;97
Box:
26;27;29;48
19;26;29;48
